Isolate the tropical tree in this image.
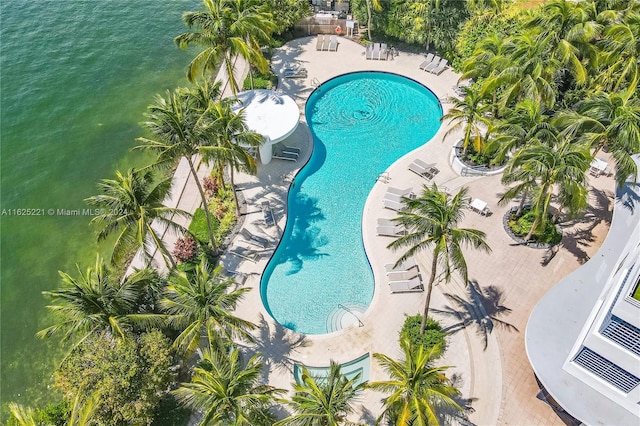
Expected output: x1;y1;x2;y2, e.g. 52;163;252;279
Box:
202;99;263;216
161;258;256;357
9;395;97;426
388;185;491;334
174;345;283;425
36;255;155;345
275;361;366;426
597;7;640;91
364;0;382;41
175;0;275;94
136;86;220;254
369;338;462;426
85;168;189;269
441;85;492;154
501;135;591;240
554;90;640;187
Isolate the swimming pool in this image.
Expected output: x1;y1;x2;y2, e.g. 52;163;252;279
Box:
261;72;442;334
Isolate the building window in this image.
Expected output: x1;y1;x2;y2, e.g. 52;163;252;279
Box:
573;347;640;393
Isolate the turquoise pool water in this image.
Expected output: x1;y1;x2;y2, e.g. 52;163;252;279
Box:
260;72;442;335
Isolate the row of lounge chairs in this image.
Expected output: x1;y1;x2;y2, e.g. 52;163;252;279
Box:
316;34;338;52
365;43;390;61
408;158;439;181
418;53;448;75
385;257;423;293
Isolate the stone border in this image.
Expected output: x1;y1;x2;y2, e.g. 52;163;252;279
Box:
502;206;562;249
449;139;507;177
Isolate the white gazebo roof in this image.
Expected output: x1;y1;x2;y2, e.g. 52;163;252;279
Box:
232;89;299;145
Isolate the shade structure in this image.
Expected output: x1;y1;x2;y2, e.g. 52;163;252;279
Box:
231;90;300;164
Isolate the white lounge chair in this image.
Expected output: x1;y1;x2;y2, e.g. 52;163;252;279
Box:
386;187;414;198
371;43;381;60
379;43;389;60
387;269;419;281
328;35;338;51
284;68;307;78
470;198;491;216
377;217;398;227
229;245;260;263
316;34;325;51
385;257;418;273
239;228;270;248
414;159;439;175
382;197;404;211
424;57;442;73
419;53;435;70
431;59;448;75
282;144;301;155
389;275;424;293
273;146;298;162
376;225;406;237
408;160;438;181
365;44;374;60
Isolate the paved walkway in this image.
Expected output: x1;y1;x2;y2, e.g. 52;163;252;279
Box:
159;36;615;424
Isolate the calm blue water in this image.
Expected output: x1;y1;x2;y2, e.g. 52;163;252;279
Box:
0;0;197;410
261;72;442;334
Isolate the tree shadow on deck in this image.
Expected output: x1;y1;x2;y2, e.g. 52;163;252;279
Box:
242;314;309;383
433;280;518;350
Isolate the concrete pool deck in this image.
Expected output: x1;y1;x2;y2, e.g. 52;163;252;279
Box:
220;36;615;424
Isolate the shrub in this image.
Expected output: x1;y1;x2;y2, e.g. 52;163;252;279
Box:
188;185;236;246
508;209;562;245
203;176;219;198
173;236;198;263
243;68;277;90
400;315;447;356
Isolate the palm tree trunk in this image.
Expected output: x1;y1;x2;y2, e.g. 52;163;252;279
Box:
420;255;439;334
524;216;539;241
366;0;372;40
147;224;176;270
516;190;528;216
187;157;218;255
230;167;241;217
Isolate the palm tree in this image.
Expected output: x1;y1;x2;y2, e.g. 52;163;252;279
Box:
554;91;640;187
202;99;263;216
36;256;154;345
85;168;188;269
275;361;366;426
369;338;462;425
364;0;382;41
501;136;591;240
161;258;256;357
174;345;283;425
136;87;220;254
597;8;640;91
388;185;491;334
441;86;492;155
175;0;275;94
488;98;556;163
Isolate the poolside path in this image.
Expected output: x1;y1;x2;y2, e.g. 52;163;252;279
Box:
177;36;614;424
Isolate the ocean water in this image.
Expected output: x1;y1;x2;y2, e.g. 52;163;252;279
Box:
261;72;442;334
0;0;199;409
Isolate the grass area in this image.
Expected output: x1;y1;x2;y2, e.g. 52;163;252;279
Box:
243;68;277;90
188;184;237;247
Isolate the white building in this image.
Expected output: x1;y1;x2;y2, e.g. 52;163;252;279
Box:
526;156;640;425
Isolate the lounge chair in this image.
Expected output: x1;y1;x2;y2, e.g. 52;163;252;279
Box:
377;217;398;227
383;197;404;211
272;146;298;162
431;59;448;75
229;245;260;263
328;35;338;51
379;43;388;60
389;275;424;293
385;257;418;273
284;68;308;79
371;43;381;60
262;201;275;227
419;53;435;70
386;187;414;198
365;44;374;60
282;144;301;155
315;34;324;51
376;225;406;237
387;269;419;281
408;160;438;181
239;228;270;248
424;57;442;73
224;268;248;285
414;159;439;176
